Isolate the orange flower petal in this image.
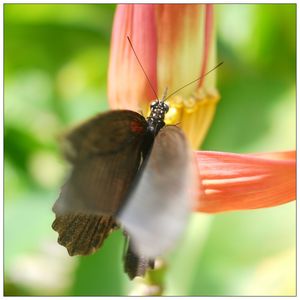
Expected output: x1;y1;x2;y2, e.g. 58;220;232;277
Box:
198;4;214;87
250;151;296;161
194;151;296;213
108;4;157;111
155;4;212;97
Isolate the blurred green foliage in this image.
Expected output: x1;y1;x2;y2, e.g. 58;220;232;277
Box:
4;4;295;296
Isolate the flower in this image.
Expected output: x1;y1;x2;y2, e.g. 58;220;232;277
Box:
194;150;296;213
108;4;296;212
108;4;218;149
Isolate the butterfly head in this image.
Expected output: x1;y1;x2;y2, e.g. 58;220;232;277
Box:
147;100;169;135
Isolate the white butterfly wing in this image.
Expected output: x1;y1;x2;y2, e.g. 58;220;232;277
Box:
117;125;196;258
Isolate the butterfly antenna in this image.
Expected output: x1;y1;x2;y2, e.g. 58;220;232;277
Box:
165;61;224;101
162;87;168;102
127;36;159;101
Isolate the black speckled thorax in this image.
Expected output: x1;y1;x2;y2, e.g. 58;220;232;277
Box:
146;100;169;136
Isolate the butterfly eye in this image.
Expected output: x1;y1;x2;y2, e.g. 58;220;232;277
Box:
163;102;169;113
150;101;159;109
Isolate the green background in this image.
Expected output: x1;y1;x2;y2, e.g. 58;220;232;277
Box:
4;4;296;296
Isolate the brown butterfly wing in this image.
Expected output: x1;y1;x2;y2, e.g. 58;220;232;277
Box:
53;110;148;216
123;238;155;279
52;214;116;256
63;110;147;160
52;110;147;256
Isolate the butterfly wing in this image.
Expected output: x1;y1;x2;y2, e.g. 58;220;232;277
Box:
53;110;148;216
117;125;196;259
123;234;155;279
52;110;148;255
52;214;116;256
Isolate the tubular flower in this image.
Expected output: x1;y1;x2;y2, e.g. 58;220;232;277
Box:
108;4;219;149
108;4;296;213
194;150;296;213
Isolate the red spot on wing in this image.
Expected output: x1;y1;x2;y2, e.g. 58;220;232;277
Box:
130;120;145;134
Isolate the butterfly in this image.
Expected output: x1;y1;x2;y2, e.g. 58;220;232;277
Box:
52;36;222;279
52;92;195;279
